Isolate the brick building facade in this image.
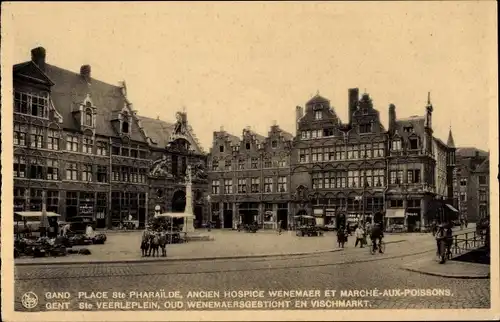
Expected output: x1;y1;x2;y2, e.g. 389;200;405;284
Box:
207;125;293;229
12;47;208;229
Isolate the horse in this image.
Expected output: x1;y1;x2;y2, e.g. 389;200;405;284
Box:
158;231;168;257
149;232;160;257
140;231;151;257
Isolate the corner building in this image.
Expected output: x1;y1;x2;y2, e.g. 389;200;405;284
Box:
208;125;293;229
13;47;208;229
291;90;387;226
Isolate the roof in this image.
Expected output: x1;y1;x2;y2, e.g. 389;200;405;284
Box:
394;116;426;140
247;129;266;143
15;61;145;142
137;115;204;154
306;94;330;106
475;157;489;173
456;147;489;158
136;116;175;147
447;128;456;148
280;129;294;141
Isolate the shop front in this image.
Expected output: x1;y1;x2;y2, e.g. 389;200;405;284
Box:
406;199;421;232
325;208;336;228
385;208;405;232
313;208;325;227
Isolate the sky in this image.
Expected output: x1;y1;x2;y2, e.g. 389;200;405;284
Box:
4;1;496;152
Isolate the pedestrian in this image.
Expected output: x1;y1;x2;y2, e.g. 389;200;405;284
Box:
277;220;283;235
61;222;71;237
355;225;365;248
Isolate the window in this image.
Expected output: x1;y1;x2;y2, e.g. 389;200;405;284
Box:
479;176;487;185
120;166;130;182
373;169;385;187
224;160;231;171
29;158;44;179
130;149;138;158
359;123;372;134
392;140;402;151
264;177;273;193
122;121;129;134
97;166;108;183
264;158;272;168
460;178;467;186
362;170;372;187
390;170;403;184
14;123;28;146
47;159;59;180
111;145;120;155
219;145;224;153
314;111;322;120
251;158;259;169
403;126;414;133
409;137;419;150
312;148;323;162
323;147;334;161
211;180;220;194
46;190;59;213
82;164;92;181
278;159;286;168
66;135;79;152
211;160;219;171
96;142;108;156
333;171;345;188
479;191;487;202
374;142;385;157
323;128;334;137
301;131;311;140
238;179;247;193
85;109;93;126
347;145;358;160
14;92;29;114
139;168;147;183
336;145;345;160
271;140;278;148
348;170;359;188
232;145;240;152
139;150;148;159
390;200;404;208
361;144;372;158
83;137;93;154
238;159;245;170
121;147;130;157
14;155;26;178
130;167;138;183
66;191;78;220
29;189;43;211
30;126;44;148
66;162;78;180
312;173;324;189
245;142;251;150
224;179;233;194
460;193;466;202
299;149;309;163
407;169;421;183
251;178;260;193
323;172;335;189
47;130;59;150
278;176;287;192
14;92;48;118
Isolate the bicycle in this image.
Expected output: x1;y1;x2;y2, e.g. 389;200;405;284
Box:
369;240;386;255
436;238;452;264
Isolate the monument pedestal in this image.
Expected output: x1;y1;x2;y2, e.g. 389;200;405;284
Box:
183;216;195;233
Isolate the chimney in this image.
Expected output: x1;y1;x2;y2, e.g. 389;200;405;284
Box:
389;104;396;131
80;65;91;83
31;47;46;71
295;105;304;126
348;88;359;124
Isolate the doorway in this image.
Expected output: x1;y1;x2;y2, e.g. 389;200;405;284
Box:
223;209;233;228
194;206;203;228
171;190;186;226
277;209;288;230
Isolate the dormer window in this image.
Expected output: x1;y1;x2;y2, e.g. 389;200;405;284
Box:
14;91;49;118
314;111;322;120
409;137;419;150
359;123;372;134
85;109;93;127
271;140;278;148
122;121;129;134
392;139;402;151
404;126;414;133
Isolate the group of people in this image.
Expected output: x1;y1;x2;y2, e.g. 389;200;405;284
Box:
336;214;385;253
140;226;168;257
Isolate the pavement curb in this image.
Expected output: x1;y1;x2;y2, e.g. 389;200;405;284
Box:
14;239;407;267
402;266;490;279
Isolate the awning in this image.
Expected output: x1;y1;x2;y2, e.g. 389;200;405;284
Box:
445;204;459;213
386;209;405;218
15;211;61;218
154;212;195;219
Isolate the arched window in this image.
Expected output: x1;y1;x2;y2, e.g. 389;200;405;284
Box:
85;109;93;126
122;121;129;134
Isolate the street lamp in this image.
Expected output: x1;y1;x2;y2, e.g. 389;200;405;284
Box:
206;194;211;224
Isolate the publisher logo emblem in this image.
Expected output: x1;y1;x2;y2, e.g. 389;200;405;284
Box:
21;292;38;309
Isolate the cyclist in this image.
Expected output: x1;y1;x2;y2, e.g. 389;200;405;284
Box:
435;222;453;263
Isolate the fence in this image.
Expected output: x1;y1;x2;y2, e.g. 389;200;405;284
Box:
449;230;487;258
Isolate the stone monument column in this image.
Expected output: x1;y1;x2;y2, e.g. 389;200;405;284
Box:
183;165;195;233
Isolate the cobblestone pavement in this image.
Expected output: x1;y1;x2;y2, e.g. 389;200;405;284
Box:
13;237;490;311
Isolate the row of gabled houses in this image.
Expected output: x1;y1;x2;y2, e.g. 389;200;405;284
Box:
7;46;489;231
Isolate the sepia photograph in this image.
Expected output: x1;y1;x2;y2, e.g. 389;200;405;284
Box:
1;1;498;321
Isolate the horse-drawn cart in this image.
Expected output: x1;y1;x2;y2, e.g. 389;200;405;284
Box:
296;225;323;237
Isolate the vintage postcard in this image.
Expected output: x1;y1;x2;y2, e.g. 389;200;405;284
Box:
1;1;498;321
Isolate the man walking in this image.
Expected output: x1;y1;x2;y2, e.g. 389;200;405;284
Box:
354;225;365;248
277;220;283;235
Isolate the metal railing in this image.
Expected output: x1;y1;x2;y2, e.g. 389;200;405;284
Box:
449;230;486;257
